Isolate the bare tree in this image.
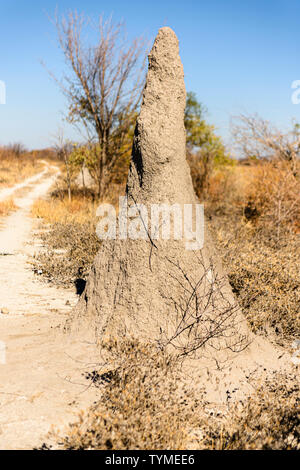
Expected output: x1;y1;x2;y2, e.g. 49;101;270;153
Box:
51;11;147;198
231;113;300;173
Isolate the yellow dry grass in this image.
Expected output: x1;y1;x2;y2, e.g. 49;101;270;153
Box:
48;340;196;450
206;164;268;204
0;198;17;217
31;196;98;225
0;151;44;189
48;340;299;451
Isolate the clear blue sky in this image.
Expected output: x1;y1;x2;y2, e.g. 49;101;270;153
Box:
1;0;300;149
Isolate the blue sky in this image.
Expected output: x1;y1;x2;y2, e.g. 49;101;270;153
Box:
1;0;300;149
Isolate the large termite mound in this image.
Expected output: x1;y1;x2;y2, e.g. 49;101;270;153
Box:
72;27;249;359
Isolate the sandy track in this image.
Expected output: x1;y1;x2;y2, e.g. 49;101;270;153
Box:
0;164;77;315
0;160;49;202
0;166;99;449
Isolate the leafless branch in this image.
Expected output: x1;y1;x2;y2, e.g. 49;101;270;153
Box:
48;11;147;197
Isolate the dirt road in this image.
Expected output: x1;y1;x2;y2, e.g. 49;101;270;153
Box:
0;164;99;449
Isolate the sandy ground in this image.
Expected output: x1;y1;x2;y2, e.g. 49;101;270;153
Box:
0;161;49;203
0;165;99;450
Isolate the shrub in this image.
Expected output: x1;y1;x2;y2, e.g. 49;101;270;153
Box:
201;373;300;450
32;221;100;286
206;204;300;342
200;159;300;341
45;340;299;451
32;195;98;225
50;340;198;450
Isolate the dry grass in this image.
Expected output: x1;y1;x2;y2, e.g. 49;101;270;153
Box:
205;160;300;235
0;198;17;217
31;193;101;285
32;196;98;225
203;160;300;343
0;148;44;188
33;221;100;285
246;161;300;239
47;339;199;450
198;372;300;450
45;339;299;451
208;214;300;342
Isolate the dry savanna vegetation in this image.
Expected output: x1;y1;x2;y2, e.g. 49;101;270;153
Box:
0;144;46;188
46;340;299;450
0;198;17;218
0;145;54;219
